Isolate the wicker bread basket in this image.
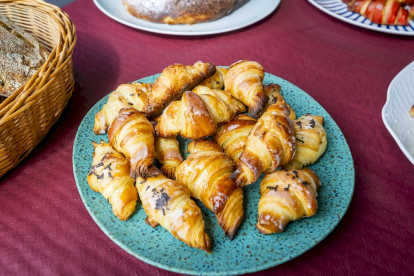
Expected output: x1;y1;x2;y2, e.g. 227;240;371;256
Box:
0;0;76;177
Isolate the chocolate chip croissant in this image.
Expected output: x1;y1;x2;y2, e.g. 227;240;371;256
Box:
176;139;244;239
225;60;269;118
262;83;296;120
154;136;183;180
257;167;321;234
284;114;327;170
233;100;296;186
214;114;257;164
144;61;216;118
136;167;211;252
108;108;155;178
200;67;229;89
93;82;152;134
155;90;242;140
88;140;138;221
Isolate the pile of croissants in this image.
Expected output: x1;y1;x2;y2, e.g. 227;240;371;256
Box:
87;60;328;253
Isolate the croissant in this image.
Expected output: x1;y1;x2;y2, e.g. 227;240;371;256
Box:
345;0;413;25
233;100;296;186
144;61;216;118
192;85;247;114
176;139;244;239
200;67;229;89
224;60;268;119
87;140;138;220
257;167;321;234
284;115;327;170
108;108;155;178
154;136;183;180
263;83;296;120
214;85;296;165
186;138;225;154
93;82;152;134
136;167;211;252
214;114;257;164
155;90;240;140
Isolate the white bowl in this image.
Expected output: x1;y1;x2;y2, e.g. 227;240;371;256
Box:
382;61;414;165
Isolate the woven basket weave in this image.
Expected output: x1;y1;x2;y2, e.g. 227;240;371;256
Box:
0;0;76;177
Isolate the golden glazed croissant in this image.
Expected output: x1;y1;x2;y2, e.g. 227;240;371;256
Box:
257;167;321;234
88;140;138;221
192;85;246;114
214;114;257;164
176;139;244;239
284;115;327;170
155;90;241;140
136;167;211;252
213;86;295;165
154;136;183;180
108;108;155;178
224;60;268;119
144;61;216;118
93;82;152;134
186;138;225;154
262;83;296;120
200;67;229;89
233;100;296;186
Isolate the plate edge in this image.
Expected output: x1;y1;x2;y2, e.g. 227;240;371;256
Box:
381;61;414;165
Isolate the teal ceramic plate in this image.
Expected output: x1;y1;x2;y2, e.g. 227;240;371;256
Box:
73;72;355;275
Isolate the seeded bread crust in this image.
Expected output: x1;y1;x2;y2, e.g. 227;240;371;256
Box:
0;14;49;97
122;0;248;25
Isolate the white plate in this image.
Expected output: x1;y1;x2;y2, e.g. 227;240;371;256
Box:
382;61;414;165
308;0;414;36
93;0;280;36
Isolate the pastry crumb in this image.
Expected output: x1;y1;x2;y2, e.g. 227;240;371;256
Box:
411;105;414;118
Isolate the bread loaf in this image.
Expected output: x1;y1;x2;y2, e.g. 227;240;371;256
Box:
0;14;49;97
122;0;249;25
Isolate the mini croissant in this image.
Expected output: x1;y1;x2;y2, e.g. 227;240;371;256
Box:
93;82;152;134
214;114;257;164
225;60;269;118
88;140;138;221
233;100;296;186
262;83;296;120
200;67;229;90
154;136;183;179
136;167;211;252
257;167;321;234
176;139;244;239
284;114;327;170
155;90;242;140
192;85;246;114
144;61;216;118
108;108;155;178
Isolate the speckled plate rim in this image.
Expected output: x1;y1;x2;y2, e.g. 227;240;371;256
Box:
93;0;280;36
382;61;414;165
73;72;355;275
308;0;414;36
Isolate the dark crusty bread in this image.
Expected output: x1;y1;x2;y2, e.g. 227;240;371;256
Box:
0;14;49;97
122;0;249;25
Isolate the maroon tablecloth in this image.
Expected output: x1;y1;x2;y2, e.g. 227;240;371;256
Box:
1;0;414;274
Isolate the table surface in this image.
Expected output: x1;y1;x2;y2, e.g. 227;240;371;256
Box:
1;0;414;275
